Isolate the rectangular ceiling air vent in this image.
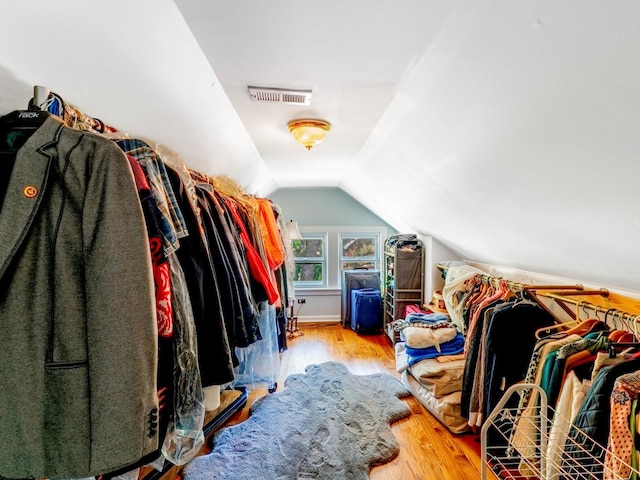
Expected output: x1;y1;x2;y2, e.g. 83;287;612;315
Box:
248;86;312;106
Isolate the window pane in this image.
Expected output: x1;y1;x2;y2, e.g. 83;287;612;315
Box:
294;262;324;282
342;261;376;271
292;239;323;258
341;237;376;258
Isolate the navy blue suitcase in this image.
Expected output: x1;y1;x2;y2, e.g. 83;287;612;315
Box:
341;269;381;327
350;288;382;334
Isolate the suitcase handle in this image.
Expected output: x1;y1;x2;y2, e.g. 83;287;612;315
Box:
352;288;380;293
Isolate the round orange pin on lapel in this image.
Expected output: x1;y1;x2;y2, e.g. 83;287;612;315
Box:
23;185;38;198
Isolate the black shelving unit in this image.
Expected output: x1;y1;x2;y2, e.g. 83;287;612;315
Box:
383;235;424;343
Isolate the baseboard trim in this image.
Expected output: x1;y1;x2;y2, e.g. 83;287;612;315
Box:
298;315;341;323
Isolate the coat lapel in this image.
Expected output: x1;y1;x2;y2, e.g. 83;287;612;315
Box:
0;117;61;278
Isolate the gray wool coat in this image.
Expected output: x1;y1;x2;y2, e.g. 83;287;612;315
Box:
0;116;159;478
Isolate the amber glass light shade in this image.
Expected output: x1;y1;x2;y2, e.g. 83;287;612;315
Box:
287;119;331;150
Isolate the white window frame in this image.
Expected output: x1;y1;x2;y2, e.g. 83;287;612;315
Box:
338;232;381;273
292;231;328;288
294;226;387;291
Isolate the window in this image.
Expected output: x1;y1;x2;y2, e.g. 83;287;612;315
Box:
340;234;379;271
291;227;386;290
292;233;327;287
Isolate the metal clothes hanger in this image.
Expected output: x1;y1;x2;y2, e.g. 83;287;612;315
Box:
606;313;640;357
604;308;617;329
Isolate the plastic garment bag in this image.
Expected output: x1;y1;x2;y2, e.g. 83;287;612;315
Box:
161;255;206;465
232;301;281;389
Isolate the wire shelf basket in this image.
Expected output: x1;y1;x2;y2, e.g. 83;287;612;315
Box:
481;383;640;480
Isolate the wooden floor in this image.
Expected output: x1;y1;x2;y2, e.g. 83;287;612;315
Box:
172;322;490;480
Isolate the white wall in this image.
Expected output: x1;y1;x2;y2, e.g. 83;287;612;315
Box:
343;2;640;293
420;234;463;304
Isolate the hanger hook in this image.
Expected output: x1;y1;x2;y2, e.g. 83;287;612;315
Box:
633;314;640;341
597;306;606;321
618;311;631;334
605;308;617;328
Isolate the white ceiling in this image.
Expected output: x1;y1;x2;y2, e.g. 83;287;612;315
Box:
1;1;640;292
173;0;458;191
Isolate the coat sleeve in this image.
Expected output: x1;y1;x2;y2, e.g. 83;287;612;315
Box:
81;137;159;471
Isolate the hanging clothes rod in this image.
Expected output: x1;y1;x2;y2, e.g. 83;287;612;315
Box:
536;290;640;324
542;289;609;297
523;286;590;321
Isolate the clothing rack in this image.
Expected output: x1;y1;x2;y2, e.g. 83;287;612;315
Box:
481;297;640;480
533;288;640;336
436;263;586;323
481;383;640;480
436;263;584;292
436;263;583;294
469;274;640;479
437;263;640;328
9;85;265;480
438;263;640;479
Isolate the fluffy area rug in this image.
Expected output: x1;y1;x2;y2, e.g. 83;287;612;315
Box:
183;361;411;480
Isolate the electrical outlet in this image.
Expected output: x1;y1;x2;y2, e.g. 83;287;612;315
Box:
297;298;306;304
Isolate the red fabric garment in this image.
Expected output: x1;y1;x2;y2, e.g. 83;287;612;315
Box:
150;239;172;337
405;304;430;316
223;196;280;305
126;154;173;336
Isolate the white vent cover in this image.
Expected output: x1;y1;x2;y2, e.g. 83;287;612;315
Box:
248;86;312;106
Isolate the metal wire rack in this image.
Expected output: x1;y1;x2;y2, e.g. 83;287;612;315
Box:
481;383;640;480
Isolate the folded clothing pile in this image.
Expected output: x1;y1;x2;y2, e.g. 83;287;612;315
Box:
394;312;469;434
394;312;464;363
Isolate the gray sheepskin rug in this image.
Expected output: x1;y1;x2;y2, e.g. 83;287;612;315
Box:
183;361;411;480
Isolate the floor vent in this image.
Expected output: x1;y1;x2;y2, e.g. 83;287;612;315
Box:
248;86;312;106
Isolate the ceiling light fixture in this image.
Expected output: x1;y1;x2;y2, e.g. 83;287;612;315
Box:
287;119;331;150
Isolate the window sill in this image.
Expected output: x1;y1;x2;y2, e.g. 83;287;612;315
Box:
294;288;340;296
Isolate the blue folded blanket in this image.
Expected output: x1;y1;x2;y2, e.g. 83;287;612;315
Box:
406;312;449;324
393;312;452;332
404;334;465;366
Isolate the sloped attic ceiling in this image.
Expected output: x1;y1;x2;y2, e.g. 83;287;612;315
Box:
0;1;639;292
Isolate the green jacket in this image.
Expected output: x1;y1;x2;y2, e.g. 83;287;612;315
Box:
0;115;159;477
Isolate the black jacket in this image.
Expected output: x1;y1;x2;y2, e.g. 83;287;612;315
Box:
166;167;235;387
